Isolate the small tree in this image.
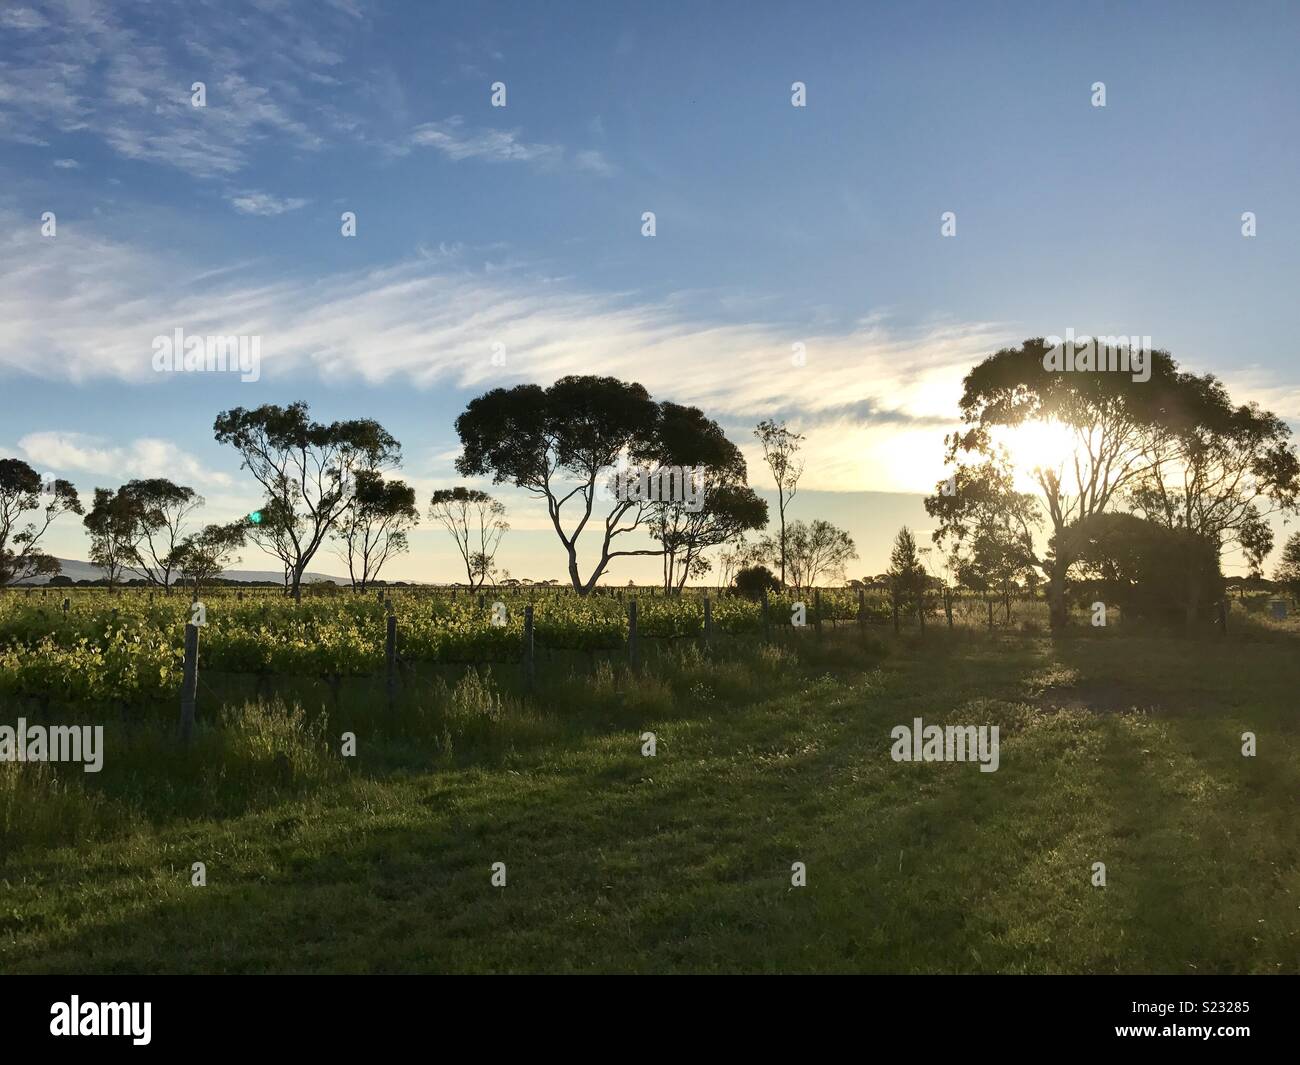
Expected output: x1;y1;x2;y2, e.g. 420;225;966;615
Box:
717;538;758;589
83;487;139;592
927;457;1040;625
429;487;509;590
1274;531;1300;601
120;478;202;594
781;519;857;592
887;527;928;630
333;471;418;591
244;497;298;593
753;419;804;585
0;459;82;586
175;522;248;595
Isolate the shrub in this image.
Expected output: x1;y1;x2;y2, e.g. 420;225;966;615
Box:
733;564;780;600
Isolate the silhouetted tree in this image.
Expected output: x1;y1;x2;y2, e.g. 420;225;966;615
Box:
454;376;742;595
214;402;400;600
0;459;81;586
333;471;418;591
753;419;804;585
429;487;509;589
83;487;138;592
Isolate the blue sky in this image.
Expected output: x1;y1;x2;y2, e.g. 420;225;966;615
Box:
2;0;1298;581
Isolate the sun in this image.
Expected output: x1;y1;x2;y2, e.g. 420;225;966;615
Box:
995;420;1079;490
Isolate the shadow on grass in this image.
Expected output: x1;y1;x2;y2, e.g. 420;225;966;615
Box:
5;626;1297;973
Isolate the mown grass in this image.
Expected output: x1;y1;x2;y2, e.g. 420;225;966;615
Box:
0;620;1296;974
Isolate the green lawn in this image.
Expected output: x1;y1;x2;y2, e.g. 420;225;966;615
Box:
2;621;1297;973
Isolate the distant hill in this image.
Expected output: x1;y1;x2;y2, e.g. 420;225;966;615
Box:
17;558;349;586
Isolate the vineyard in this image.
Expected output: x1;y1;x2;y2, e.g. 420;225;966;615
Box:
0;585;894;709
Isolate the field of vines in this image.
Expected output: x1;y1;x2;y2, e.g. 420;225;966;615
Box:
0;585;894;709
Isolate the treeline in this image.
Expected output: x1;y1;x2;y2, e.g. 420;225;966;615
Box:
5;343;1300;624
0;379;856;600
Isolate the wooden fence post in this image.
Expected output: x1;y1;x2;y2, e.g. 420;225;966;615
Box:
761;588;770;641
628;599;639;668
814;589;823;636
179;622;199;743
703;595;713;646
62;597;69;614
857;588;866;629
523;605;535;690
386;614;398;710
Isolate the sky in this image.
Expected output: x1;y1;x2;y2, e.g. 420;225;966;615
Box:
2;0;1299;583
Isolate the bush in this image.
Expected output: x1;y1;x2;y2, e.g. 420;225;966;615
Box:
1066;513;1224;625
733;565;780;600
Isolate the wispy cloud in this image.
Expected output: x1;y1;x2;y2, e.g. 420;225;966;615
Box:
0;6;47;31
0;211;1012;491
396;116;613;175
52;157;81;169
226;190;309;216
0;0;352;177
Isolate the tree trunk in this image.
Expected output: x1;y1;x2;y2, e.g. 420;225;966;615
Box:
1046;558;1069;632
1185;561;1201;635
778;487;786;586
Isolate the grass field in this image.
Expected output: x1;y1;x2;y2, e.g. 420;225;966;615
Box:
1;614;1297;974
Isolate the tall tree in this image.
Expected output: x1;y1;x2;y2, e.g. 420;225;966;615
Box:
753;419;804;586
83;487;138;592
454;376;739;595
0;459;82;586
213;402;400;601
429;487;509;589
1127;371;1299;600
333;471;419;591
120;478;203;593
938;337;1181;630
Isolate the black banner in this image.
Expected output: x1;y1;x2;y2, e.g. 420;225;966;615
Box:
1;975;1292;1051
